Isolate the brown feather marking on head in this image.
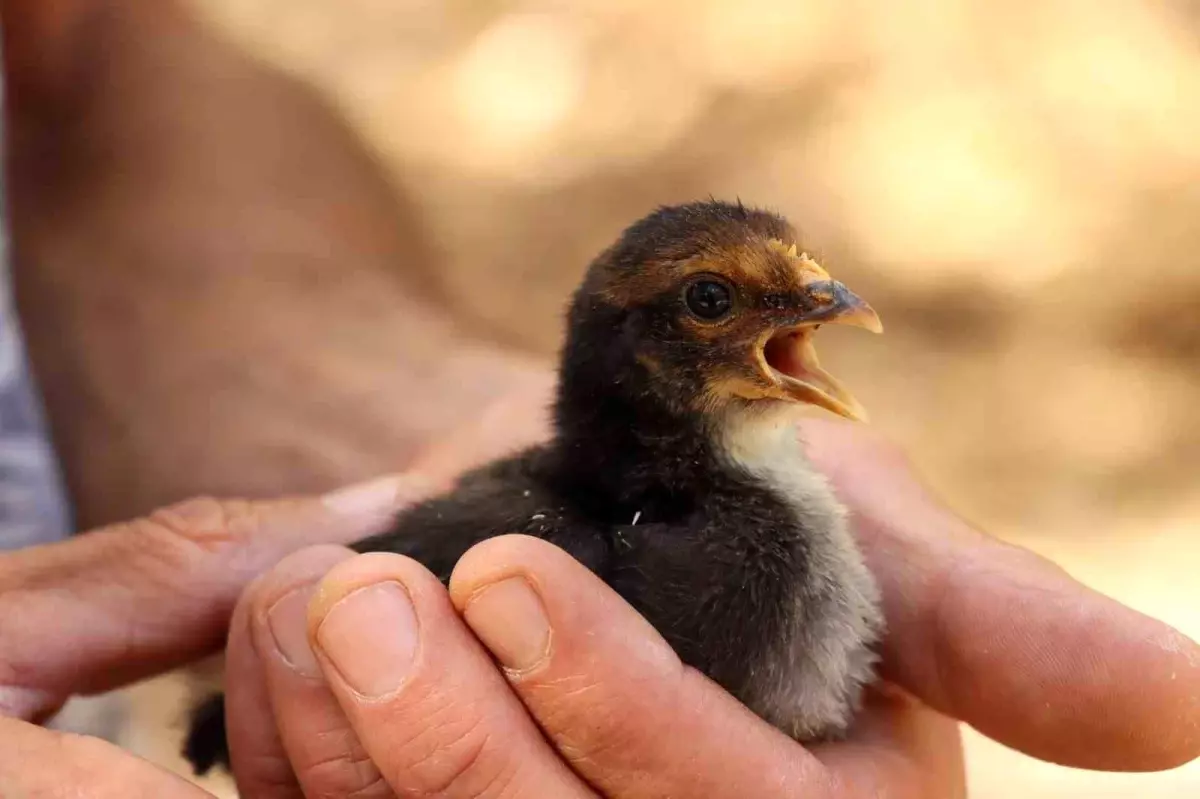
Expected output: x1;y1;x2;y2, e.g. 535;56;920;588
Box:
561;200;879;425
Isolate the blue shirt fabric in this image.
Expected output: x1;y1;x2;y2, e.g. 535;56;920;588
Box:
0;72;73;550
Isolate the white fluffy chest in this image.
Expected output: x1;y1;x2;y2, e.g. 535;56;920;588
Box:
715;409;883;740
717;411;845;525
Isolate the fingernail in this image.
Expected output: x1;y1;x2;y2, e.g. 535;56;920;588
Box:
266;585;321;676
316;582;419;697
463;578;550;672
323;474;438;518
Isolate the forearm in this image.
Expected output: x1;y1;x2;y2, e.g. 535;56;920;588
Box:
16;257;549;527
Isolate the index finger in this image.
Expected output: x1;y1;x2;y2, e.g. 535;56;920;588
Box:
0;475;434;720
800;418;1200;771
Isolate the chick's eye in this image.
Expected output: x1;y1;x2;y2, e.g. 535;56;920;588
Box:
685;279;733;320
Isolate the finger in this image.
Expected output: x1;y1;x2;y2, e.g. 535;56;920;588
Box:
0;474;435;720
813;685;966;799
223;568;304;799
800;418;1200;771
0;716;215;798
307;552;597;798
450;534;847;798
227;545;388;799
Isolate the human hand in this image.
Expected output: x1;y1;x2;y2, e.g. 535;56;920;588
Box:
0;472;444;795
181;420;1199;798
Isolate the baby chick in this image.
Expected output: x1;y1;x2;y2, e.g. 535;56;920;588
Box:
185;199;885;774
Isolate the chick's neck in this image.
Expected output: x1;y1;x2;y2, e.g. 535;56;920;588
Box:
548;305;725;521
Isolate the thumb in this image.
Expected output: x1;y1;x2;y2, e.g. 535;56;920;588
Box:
0;474;435;721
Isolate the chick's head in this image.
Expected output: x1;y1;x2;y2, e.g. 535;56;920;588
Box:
563;201;882;423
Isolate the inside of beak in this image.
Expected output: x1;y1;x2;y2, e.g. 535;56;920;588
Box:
759;280;882;421
762;329;869;421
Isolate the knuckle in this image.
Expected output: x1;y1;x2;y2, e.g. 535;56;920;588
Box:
301;747;390;799
147;496;263;553
33;496;278;626
533;669;677;769
388;689;513;797
235;750;303;795
116;497;266;587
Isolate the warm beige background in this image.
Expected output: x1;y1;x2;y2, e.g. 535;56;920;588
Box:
126;0;1198;795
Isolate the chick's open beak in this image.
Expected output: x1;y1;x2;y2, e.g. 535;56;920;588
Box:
760;280;882;421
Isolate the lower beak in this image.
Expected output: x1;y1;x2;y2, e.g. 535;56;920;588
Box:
760;281;882;421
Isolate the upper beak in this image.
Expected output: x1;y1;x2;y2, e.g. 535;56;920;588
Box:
760;278;882;422
799;280;883;334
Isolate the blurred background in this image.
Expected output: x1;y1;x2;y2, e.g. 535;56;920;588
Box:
184;0;1200;537
26;0;1200;796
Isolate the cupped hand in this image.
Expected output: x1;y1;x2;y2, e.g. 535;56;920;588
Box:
0;377;552;795
801;419;1200;772
1;419;1197;797
0;473;438;795
197;423;1200;797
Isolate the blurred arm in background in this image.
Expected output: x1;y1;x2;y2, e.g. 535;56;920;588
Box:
2;0;553;531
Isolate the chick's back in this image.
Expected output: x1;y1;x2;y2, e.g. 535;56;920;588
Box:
353;448;612;584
